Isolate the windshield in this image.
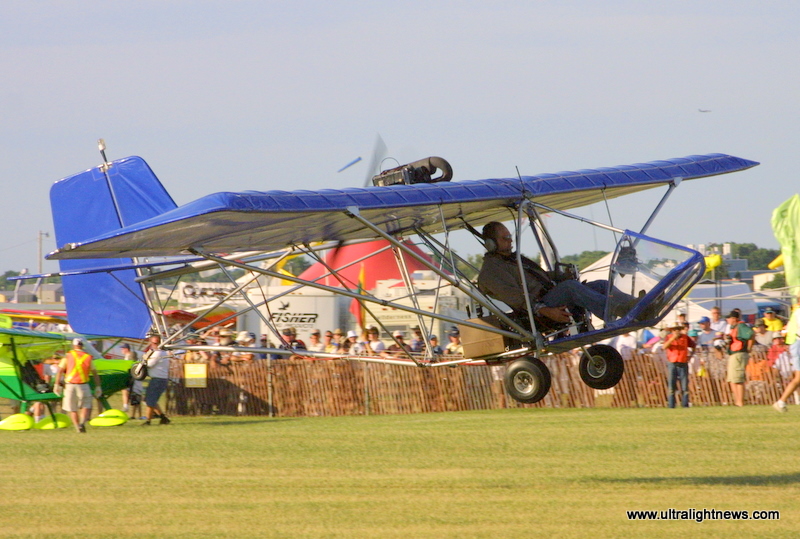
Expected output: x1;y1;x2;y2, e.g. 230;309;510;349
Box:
604;231;705;324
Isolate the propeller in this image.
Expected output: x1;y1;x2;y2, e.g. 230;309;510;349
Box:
363;134;388;187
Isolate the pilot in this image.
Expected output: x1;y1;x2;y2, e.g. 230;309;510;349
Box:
477;221;627;324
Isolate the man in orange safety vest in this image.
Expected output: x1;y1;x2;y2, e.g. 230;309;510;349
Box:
54;338;102;433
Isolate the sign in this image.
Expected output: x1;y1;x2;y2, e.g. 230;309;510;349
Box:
181;283;237;304
184;363;208;388
260;294;340;342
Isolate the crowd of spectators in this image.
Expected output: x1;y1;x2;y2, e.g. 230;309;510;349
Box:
609;303;798;409
165;323;467;366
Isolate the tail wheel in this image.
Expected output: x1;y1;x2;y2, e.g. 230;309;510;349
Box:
504;357;552;404
579;344;624;389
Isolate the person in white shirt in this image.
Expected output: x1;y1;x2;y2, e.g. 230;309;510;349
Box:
709;306;728;336
306;330;325;352
366;327;385;354
142;333;172;426
614;332;637;361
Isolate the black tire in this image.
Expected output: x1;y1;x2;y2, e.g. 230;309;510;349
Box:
579;344;624;390
131;362;148;381
504;357;552;404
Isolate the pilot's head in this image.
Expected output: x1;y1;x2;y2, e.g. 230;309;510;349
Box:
482;222;513;255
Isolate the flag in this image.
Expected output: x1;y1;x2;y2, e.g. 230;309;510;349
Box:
349;263;366;330
772;194;800;295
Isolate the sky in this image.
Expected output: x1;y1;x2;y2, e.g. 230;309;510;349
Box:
1;1;797;275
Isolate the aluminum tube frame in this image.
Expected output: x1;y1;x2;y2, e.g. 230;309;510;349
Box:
296;242;413;360
391;244;429;363
344;206;535;341
166;344;466;368
527;202;626;235
188;248;524;341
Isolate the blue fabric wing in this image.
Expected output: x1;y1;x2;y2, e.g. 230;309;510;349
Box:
49;153;758;260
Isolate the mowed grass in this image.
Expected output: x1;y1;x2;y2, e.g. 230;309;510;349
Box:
1;406;799;538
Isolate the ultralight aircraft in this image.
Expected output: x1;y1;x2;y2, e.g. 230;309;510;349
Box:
37;144;758;404
0;326;134;428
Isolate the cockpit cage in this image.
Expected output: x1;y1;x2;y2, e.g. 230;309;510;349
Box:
539;230;705;355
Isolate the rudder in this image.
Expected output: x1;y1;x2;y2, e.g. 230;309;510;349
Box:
50;156;177;338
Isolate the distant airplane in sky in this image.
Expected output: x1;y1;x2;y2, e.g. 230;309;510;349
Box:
698;109;712;113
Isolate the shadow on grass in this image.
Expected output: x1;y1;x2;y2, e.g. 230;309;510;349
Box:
179;417;299;427
593;472;800;486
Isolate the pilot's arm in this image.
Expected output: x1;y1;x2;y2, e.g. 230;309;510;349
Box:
478;254;539;310
478;254;570;323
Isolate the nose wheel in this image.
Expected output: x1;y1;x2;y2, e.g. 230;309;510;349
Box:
504;357;552;404
579;344;624;389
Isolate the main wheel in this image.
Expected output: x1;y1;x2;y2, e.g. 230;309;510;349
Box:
579;344;624;390
504;357;552;404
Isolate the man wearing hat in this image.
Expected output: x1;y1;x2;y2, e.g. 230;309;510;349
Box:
445;327;463;356
695;317;716;349
725;310;754;407
752;320;774;351
53;338;102;433
409;326;424;353
278;328;306;358
212;328;235;366
662;323;695;408
762;307;784;332
384;330;412;357
232;331;256;361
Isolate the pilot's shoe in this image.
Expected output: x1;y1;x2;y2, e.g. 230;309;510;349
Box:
159;415;171;425
78;423;86;433
773;400;788;412
612;299;638;319
635;291;665;322
636;304;658;322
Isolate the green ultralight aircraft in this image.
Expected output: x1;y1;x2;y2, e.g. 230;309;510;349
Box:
0;327;134;429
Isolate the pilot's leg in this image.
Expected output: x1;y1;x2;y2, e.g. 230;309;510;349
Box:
542;280;607;320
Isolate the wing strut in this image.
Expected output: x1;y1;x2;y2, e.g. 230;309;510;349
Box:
638;177;683;238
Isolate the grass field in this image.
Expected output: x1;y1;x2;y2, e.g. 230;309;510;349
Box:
1;406;798;538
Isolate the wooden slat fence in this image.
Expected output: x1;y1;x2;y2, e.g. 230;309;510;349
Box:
165;350;792;417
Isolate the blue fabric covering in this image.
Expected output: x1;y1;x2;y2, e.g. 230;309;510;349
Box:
49;153;757;260
51;157;177;337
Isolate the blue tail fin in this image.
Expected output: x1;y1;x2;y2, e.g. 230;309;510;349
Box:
50;156;177;338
